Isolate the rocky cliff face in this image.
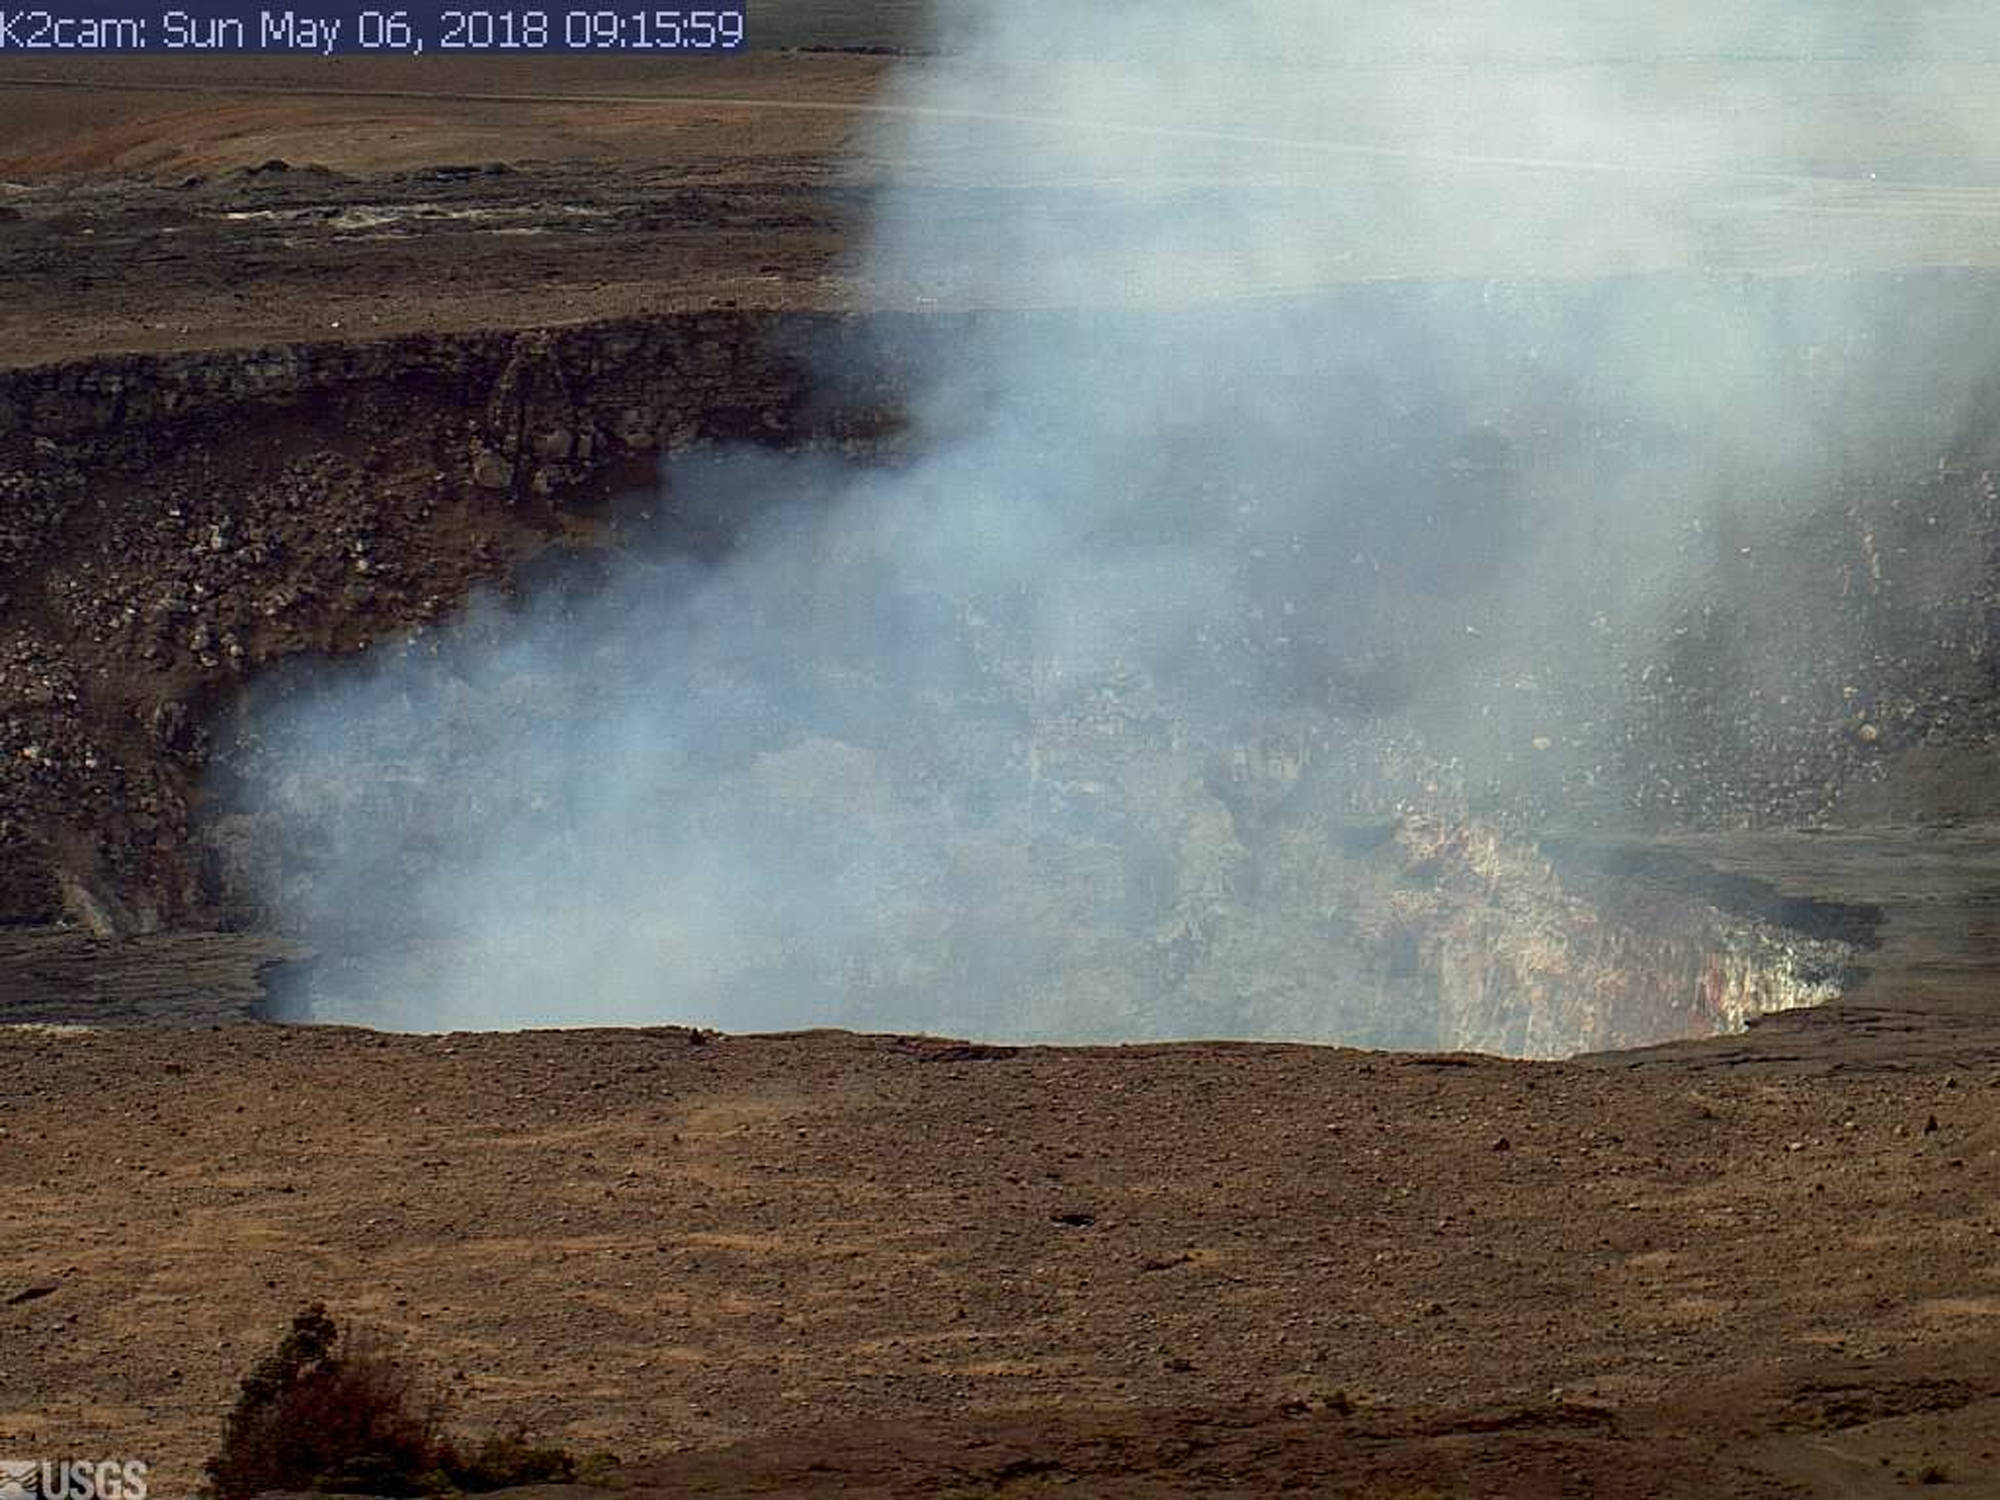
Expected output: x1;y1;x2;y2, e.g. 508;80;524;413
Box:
0;311;911;931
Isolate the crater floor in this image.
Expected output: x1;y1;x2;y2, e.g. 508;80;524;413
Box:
4;1021;1999;1496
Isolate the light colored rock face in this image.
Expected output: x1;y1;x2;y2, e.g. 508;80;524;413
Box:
1385;816;1848;1057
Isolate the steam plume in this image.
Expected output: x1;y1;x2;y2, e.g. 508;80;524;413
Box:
214;2;2000;1043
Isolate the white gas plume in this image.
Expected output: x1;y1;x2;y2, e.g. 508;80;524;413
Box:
213;2;2000;1042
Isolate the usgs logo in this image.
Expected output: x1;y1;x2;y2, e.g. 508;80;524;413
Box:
0;1460;148;1500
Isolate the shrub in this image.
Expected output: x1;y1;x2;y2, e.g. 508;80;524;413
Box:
205;1304;580;1499
205;1304;451;1499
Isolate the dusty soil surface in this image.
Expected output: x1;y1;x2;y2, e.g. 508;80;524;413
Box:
0;57;887;367
4;1022;2000;1496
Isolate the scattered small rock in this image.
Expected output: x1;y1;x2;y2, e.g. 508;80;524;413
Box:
469;448;514;490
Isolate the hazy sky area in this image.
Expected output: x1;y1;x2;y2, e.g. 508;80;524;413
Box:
214;1;2000;1045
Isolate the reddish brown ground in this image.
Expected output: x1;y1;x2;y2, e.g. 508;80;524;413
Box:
0;55;887;366
4;1020;2000;1496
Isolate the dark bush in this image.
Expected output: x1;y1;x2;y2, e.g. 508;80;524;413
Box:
205;1304;580;1499
205;1304;451;1499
